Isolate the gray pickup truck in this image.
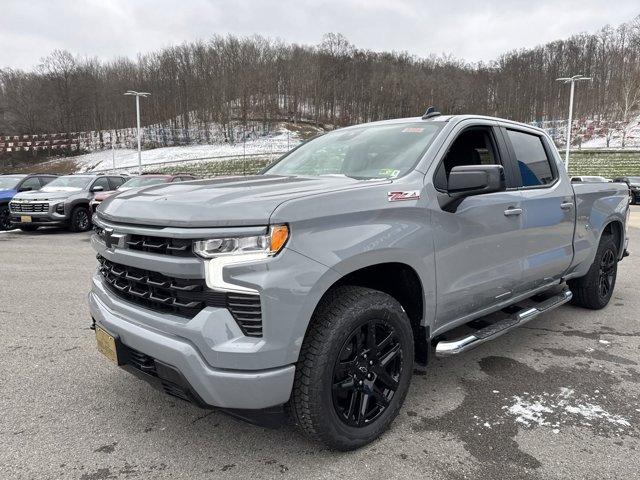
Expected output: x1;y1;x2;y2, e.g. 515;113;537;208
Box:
89;113;630;450
10;174;125;232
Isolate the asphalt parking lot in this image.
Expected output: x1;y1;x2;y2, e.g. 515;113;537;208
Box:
1;209;640;480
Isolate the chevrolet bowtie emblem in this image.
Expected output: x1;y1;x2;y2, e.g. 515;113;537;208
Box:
103;228;125;249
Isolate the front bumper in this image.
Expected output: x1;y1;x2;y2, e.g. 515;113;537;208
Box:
89;288;295;409
9;202;68;226
10;215;66;226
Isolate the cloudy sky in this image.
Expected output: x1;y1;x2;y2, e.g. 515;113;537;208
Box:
2;0;638;70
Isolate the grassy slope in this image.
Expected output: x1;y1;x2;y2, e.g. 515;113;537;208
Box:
567;150;640;177
3;148;639;179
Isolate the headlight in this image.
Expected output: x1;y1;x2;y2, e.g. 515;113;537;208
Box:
193;225;289;259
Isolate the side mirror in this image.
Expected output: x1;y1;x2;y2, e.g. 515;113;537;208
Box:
447;165;505;198
91;185;104;192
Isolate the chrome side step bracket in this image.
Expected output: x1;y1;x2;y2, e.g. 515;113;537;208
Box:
435;288;572;357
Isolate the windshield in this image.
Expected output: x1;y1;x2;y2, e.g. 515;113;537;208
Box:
41;176;92;191
120;177;167;189
0;176;23;190
265;122;443;179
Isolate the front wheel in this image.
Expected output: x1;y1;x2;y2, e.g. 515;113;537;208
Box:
0;205;11;231
568;233;618;309
69;205;91;232
289;286;414;451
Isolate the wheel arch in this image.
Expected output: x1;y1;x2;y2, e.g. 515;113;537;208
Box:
600;219;624;259
304;261;430;364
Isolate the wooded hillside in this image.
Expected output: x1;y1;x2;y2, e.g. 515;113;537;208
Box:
1;17;639;137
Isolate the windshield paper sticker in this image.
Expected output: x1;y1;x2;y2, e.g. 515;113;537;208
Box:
388;190;420;202
401;127;424;133
379;169;401;178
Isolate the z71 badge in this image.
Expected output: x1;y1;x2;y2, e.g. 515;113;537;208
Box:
387;190;421;202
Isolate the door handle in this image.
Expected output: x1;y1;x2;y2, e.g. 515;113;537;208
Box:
504;207;522;216
561;202;574;210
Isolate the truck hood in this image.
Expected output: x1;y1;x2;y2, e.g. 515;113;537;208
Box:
99;175;389;227
12;190;73;201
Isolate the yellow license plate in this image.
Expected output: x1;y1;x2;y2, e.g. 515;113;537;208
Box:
95;327;118;364
20;215;32;223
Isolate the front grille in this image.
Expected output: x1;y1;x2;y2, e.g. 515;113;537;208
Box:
97;255;263;336
126;234;194;257
10;202;48;213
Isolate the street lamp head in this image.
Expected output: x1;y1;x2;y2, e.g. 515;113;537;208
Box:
556;75;592;83
123;90;151;97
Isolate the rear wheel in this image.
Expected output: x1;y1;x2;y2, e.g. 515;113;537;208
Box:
69;205;91;232
289;286;414;450
0;205;11;231
568;234;618;309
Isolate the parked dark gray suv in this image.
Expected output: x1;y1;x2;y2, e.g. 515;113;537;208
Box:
10;174;126;232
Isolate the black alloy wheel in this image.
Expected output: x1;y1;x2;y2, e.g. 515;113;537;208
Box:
598;248;616;301
569;233;618;310
289;286;414;450
0;205;11;231
70;206;91;232
332;320;403;427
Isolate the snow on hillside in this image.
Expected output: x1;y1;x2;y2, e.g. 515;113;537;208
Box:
581;114;640;149
75;126;304;173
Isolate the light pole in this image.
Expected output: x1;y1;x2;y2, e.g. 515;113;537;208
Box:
124;90;150;174
556;75;591;171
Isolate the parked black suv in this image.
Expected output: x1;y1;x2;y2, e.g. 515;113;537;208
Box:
613;176;640;205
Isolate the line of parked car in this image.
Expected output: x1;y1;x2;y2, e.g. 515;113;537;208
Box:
0;172;196;232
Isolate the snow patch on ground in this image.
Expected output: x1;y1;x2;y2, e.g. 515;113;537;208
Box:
73;127;303;173
504;387;631;431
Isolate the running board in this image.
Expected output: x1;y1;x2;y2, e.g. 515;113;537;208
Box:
435;289;572;357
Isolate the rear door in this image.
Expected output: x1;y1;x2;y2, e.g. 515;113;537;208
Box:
501;126;575;293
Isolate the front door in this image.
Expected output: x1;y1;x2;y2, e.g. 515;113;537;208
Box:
431;123;525;325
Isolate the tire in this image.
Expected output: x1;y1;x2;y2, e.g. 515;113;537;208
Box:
568;233;618;310
19;225;39;232
69;205;91;232
0;205;11;231
289;286;414;451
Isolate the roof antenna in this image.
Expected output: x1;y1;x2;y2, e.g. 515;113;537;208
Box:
422;106;441;120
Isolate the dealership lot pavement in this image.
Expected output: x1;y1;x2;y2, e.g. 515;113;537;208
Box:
1;208;640;480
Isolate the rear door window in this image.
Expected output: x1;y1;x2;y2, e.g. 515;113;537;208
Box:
39;176;56;186
108;177;126;189
506;130;555;187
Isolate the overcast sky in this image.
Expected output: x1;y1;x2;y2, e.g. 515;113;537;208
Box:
2;0;638;70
